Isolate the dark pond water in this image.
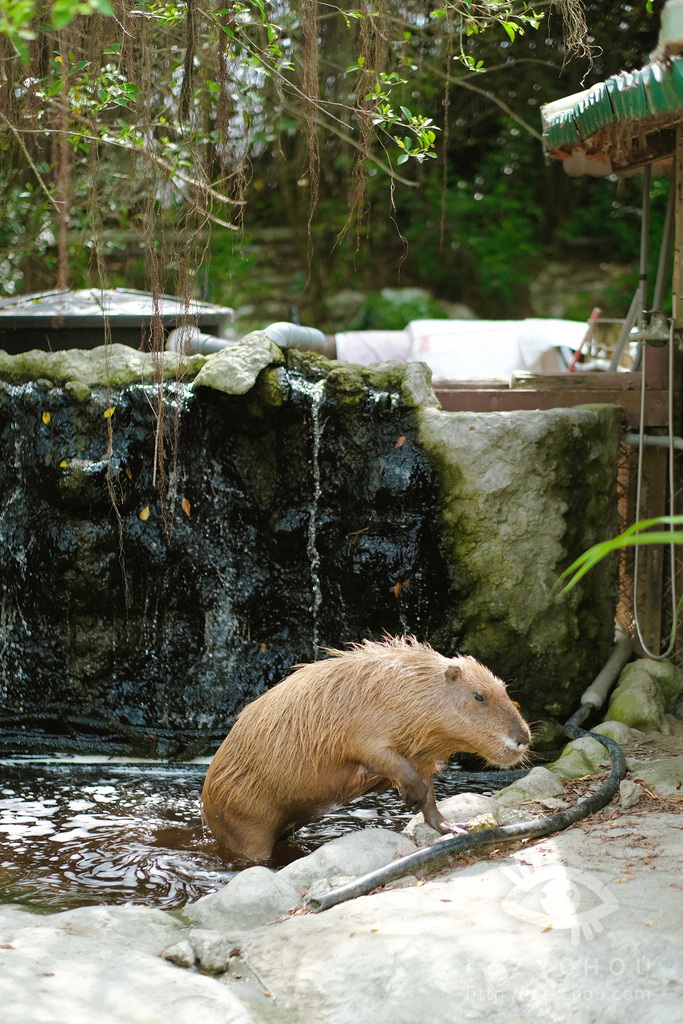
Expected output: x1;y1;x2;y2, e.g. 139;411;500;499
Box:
0;758;515;913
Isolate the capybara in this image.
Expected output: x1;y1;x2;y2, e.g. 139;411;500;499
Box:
201;636;531;861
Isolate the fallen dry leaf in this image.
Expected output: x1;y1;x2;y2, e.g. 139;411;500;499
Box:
42;411;50;424
103;407;115;419
140;505;150;521
181;497;191;517
395;436;406;448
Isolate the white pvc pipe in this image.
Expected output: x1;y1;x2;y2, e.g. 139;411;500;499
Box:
166;325;234;355
580;631;633;708
262;322;327;354
166;321;327;356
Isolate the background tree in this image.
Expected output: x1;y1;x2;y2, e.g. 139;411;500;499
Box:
0;1;663;326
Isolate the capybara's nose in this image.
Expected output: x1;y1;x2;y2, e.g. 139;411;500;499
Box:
509;723;531;751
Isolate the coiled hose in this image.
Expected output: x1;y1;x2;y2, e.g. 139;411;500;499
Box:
310;702;627;913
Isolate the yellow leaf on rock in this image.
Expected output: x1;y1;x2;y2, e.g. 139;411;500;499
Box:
181;497;191;517
59;460;67;468
125;466;132;480
42;411;50;424
103;407;115;419
140;506;150;521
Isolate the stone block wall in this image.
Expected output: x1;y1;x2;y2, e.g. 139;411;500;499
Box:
0;338;622;754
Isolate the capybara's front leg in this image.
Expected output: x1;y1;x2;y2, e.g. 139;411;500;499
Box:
362;746;430;814
419;776;467;836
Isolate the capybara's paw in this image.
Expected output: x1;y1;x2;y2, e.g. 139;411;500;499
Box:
437;819;468;836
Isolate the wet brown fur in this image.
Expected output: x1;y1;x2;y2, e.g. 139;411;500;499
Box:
201;636;531;861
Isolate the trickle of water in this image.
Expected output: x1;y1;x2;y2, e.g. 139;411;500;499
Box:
305;379;326;656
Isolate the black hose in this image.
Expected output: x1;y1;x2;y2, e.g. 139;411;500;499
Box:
309;705;626;913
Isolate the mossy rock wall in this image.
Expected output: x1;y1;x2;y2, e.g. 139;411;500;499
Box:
0;340;621;755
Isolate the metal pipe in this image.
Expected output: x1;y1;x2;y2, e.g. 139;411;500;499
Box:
608;288;640;372
624;431;683;451
638;163;652;331
653;173;676;309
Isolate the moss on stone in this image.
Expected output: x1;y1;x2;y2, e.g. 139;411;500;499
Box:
547;736;607;778
415;402;622;723
608;682;669;734
606;661;673;733
466;813;499;832
0;344;207;387
324;364;367;406
592;720;633;745
623;658;683;709
494;766;565;806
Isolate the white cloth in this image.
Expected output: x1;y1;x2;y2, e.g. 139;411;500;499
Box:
406;318;588;378
335;330;411;366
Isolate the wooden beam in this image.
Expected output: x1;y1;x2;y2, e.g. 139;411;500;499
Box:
634;446;668;655
674;124;683;329
433;372;667;427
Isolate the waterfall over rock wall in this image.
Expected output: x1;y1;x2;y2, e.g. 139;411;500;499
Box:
0;338;622;755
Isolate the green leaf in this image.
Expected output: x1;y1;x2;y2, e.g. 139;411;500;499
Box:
396;152;409;165
555;516;683;594
399;105;412;120
52;0;78;29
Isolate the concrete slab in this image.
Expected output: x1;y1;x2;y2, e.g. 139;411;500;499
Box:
1;731;682;1024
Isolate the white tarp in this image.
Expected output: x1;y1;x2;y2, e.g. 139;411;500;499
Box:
335;330;411;366
335;319;588;376
406;318;588;378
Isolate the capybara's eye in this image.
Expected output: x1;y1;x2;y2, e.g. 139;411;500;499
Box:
473;692;485;703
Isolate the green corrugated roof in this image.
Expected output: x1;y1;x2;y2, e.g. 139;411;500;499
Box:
541;57;683;154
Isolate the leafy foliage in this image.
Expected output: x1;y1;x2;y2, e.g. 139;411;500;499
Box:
0;0;662;322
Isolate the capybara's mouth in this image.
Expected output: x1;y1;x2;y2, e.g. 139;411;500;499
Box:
487;742;530;767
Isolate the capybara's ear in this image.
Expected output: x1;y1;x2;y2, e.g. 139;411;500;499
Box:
444;663;462;683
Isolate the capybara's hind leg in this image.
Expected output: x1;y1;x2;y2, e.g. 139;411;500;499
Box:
202;806;278;862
